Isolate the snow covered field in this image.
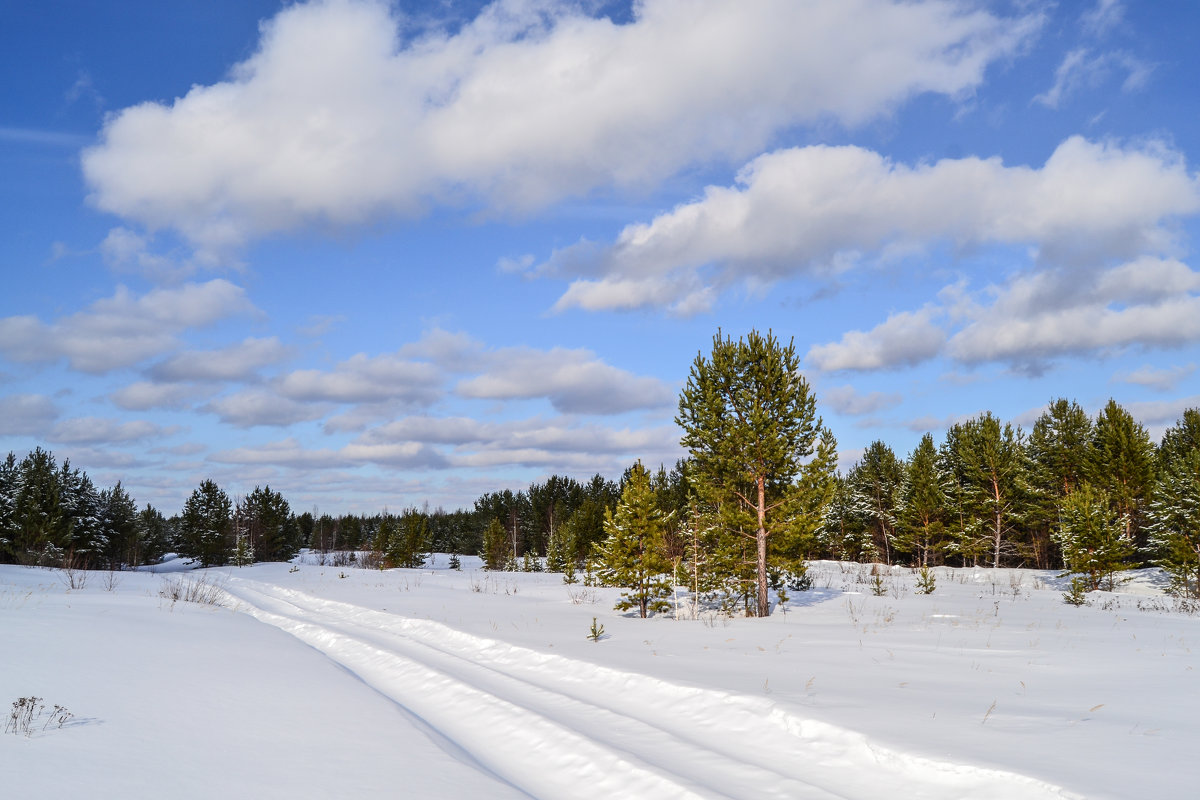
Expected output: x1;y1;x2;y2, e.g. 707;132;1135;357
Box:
2;557;1195;799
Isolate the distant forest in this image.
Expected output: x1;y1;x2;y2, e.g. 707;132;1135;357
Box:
3;395;1199;601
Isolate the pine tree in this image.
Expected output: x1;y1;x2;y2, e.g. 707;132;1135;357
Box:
1148;448;1200;598
954;413;1029;567
1027;398;1094;567
938;424;991;567
594;462;672;618
1054;483;1134;591
230;528;255;567
1089;399;1156;548
819;473;876;562
895;433;947;567
100;482;139;568
481;518;508;570
677;330;825;617
179;480;233;567
849;440;905;564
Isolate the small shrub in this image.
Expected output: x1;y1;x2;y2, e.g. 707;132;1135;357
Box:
448;553;461;571
587;617;606;642
159;574;227;606
1063;576;1091;606
916;567;936;595
870;575;887;597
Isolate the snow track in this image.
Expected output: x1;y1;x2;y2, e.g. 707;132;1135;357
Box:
223;578;1077;800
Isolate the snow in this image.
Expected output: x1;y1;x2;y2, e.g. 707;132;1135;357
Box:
2;558;1196;798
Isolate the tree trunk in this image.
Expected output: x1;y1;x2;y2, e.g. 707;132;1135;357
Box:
756;476;769;617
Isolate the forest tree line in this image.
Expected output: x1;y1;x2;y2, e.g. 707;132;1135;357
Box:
3;343;1200;606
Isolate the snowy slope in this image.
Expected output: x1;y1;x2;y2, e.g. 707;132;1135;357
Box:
2;558;1196;798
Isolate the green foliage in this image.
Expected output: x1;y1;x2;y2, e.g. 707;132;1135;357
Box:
179;479;232;567
895;433;947;567
382;509;429;569
849;440;905;564
915;566;936;595
1063;576;1091;606
1088;399;1156;547
951;414;1029;567
1148;447;1200;598
238;485;297;563
587;617;605;642
594;462;672;618
677;329;829;617
1054;483;1134;591
481;518;508;571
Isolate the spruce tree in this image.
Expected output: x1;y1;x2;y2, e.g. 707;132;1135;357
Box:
677;330;825;617
594;462;672;618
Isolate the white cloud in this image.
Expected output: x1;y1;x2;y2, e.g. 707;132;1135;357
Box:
148;336;292;382
948;258;1200;366
807;310;946;372
203;389;332;428
0;280;258;373
0;394;60;435
1034;48;1152;109
277;353;443;406
1081;0;1125;38
456;346;674;413
110;381;210;411
1115;364;1196;392
821;385;904;416
549;137;1198;312
81;0;1038;256
47;417;180;445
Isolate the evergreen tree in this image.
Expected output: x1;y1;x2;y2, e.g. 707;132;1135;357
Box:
1054;483;1134;590
481;517;508;570
1089;399;1156;547
240;485;296;562
100;482;139;568
12;448;68;564
895;433;947;567
137;504;172;564
677;329;824;617
0;453;19;561
819;473;875;562
954;414;1029;567
179;479;232;567
1148;448;1200;598
57;463;107;566
594;462;672;618
849;440;905;564
1157;408;1200;475
938;424;990;566
1027;398;1094;567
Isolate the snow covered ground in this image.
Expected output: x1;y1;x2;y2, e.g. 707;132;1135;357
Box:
2;557;1195;798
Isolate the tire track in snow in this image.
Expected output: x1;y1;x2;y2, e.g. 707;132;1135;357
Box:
224;579;1078;800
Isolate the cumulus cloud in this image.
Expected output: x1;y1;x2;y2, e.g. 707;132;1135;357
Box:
147;336;293;382
0;280;257;373
456;346;674;414
807;309;946;372
0;394;59;436
47;417;180;445
81;0;1037;256
203;389;332;428
948;257;1200;367
277;353;443;406
549;137;1199;312
110;381;211;411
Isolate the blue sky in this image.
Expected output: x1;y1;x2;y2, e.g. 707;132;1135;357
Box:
3;0;1200;515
